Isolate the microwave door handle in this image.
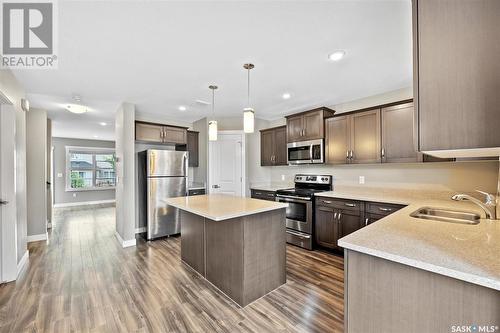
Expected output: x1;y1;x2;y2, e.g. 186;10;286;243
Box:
310;144;313;162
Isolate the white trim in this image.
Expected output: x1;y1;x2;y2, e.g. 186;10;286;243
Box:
27;232;48;243
135;227;146;234
53;199;115;208
208;130;246;197
114;231;136;248
17;250;29;277
47;222;52;229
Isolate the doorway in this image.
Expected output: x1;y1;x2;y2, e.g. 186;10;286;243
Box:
208;131;245;197
0;94;18;283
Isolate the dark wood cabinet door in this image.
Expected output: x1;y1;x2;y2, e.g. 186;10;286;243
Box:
338;209;363;241
286;115;304;142
381;102;418;163
163;126;187;144
303;110;323;141
187;131;199;167
364;213;385;226
260;130;274;166
325;116;350;164
135;122;163;143
350;109;381;164
315;206;338;249
273;126;288;166
416;0;500;151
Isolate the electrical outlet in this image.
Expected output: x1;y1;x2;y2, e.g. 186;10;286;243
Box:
57;173;63;178
281;175;285;181
359;176;365;184
72;193;77;197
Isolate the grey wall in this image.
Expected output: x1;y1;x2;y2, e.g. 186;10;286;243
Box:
26;108;48;237
1;68;28;264
52;137;115;205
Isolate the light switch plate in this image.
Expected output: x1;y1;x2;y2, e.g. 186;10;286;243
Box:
57;173;63;178
359;176;365;184
281;175;285;181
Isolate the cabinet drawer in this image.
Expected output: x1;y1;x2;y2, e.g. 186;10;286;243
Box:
316;197;362;214
188;189;205;196
251;189;276;201
366;202;405;216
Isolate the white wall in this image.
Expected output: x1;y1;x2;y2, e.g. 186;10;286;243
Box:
26;108;48;238
52;137;116;205
115;103;136;246
0;69;28;265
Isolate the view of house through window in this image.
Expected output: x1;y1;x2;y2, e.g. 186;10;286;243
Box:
67;147;116;190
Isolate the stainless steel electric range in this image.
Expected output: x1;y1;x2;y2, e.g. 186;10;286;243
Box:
275;174;332;250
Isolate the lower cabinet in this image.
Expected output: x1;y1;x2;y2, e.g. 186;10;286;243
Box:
315;197;405;251
250;189;277;201
188;188;205;196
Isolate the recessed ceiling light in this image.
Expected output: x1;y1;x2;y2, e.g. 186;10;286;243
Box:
282;93;291;100
178;105;187;111
99;122;107;126
65;104;88;114
328;50;346;61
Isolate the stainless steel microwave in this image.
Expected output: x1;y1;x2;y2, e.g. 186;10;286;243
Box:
287;139;324;165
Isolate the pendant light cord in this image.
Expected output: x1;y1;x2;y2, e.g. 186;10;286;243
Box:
247;67;250;107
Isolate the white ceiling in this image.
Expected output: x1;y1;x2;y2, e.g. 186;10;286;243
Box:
12;0;413;141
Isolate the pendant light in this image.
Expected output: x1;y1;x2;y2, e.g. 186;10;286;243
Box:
243;63;255;133
208;85;218;141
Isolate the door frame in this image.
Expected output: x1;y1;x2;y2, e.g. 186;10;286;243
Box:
0;91;18;283
208;130;246;197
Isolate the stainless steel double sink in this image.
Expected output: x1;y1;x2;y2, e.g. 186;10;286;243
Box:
410;207;481;225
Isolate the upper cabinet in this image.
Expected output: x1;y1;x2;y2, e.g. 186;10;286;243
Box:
326;101;419;165
414;0;500;152
260;126;287;166
285;108;335;143
381;102;419;163
186;131;199;167
135;121;187;145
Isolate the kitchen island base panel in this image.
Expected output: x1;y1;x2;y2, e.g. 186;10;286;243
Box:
180;209;286;307
345;250;500;333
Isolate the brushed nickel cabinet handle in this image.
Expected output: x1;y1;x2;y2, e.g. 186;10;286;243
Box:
381;148;385;159
379;207;392;212
322;200;332;204
349;150;353;159
344;203;356;207
337;212;342;221
333;212;338;220
365;218;369;226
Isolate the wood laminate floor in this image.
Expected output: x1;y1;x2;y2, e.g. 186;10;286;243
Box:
0;206;344;333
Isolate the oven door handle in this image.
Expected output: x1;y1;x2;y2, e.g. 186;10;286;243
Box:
276;195;311;202
286;230;311;239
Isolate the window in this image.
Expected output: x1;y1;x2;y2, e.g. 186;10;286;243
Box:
66;147;116;191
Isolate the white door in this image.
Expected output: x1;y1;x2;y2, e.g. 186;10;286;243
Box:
0;99;18;283
209;132;245;196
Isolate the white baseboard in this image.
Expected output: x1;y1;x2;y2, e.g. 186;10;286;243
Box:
27;232;48;243
53;199;116;208
114;231;136;248
17;250;29;277
135;227;146;234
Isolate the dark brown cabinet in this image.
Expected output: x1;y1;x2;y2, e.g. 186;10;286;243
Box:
285;108;335;143
260;126;287;166
315;197;405;251
135;121;188;145
188;188;205;196
325;109;381;164
315;198;364;250
250;189;277;201
186;131;199;167
414;0;500;151
381;102;418;163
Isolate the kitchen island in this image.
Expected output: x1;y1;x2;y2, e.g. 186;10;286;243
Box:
165;194;288;307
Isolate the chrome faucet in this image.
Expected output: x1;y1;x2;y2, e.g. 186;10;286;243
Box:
451;190;497;220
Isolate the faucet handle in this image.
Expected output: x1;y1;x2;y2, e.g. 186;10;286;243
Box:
475;190;496;204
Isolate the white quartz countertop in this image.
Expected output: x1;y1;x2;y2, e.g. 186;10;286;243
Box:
165;194;288;221
320;186;500;291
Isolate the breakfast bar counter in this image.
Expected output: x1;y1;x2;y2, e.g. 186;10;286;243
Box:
165;194;288;307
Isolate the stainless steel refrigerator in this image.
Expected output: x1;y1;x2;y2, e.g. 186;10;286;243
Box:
138;150;188;240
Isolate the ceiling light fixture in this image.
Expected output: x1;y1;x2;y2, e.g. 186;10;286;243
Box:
208;85;218;141
99;122;107;126
243;63;255;133
178;105;187;111
282;93;291;100
65;104;88;114
328;50;346;61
